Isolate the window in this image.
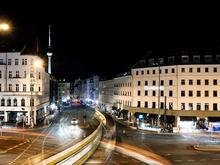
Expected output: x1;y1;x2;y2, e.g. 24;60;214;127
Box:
160;91;164;96
8;59;11;65
15;59;19;65
160;102;164;109
9;84;12;91
22;59;25;65
16;84;19;92
181;80;185;85
205;67;209;72
160;80;164;86
136;71;139;75
181;68;185;72
189;79;193;85
25;59;27;65
137;101;141;107
0;84;1;92
189;68;193;73
169;102;173;110
172;68;175;73
159;69;161;74
7;98;11;106
23;84;26;92
152;80;156;86
0;59;3;64
167;80;171;86
152;90;156;96
153;70;155;74
0;71;1;78
213;79;218;85
141;70;144;75
38;87;41;91
145;81;148;86
137;81;141;86
152;102;156;108
197;80;201;85
213;103;218;111
1;98;5;106
24;71;26;78
16;71;19;78
9;71;12;78
181;91;185;97
193;55;200;63
205;103;209;111
137;90;141;96
189;103;193;110
21;98;25;106
144;101;148;108
145;90;148;96
197;103;201;110
214;67;217;72
205;79;209;85
13;98;17;106
30;84;34;92
189;91;193;97
213;91;218;97
169;90;173;97
197;68;201;73
181;103;185;110
165;69;168;73
30;99;34;106
205;91;209;97
182;56;189;63
197;91;201;97
147;70;149;74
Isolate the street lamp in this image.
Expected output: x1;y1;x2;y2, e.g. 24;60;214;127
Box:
30;60;43;128
0;23;10;32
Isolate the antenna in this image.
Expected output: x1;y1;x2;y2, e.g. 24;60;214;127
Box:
48;25;51;48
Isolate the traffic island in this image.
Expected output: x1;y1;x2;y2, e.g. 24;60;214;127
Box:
193;144;220;152
0;136;29;154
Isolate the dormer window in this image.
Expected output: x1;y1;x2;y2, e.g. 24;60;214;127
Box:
148;59;154;66
193;55;200;63
204;55;212;63
182;55;189;63
168;56;175;64
158;58;164;65
216;55;220;63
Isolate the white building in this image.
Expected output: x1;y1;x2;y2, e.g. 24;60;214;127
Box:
0;52;50;126
99;79;114;112
58;80;71;104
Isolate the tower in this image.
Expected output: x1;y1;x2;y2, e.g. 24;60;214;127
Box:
47;25;53;74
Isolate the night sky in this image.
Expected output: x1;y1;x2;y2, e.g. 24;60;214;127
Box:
1;3;220;81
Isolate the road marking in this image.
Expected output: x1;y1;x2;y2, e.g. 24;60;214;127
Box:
165;153;171;156
212;158;219;161
199;159;206;161
188;160;195;162
174;160;183;162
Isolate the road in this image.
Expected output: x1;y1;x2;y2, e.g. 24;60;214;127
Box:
115;120;220;165
0;105;99;165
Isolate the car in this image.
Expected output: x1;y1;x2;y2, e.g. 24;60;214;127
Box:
71;118;78;125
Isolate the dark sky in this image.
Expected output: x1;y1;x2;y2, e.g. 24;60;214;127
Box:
1;3;220;81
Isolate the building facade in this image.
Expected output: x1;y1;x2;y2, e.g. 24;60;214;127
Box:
0;52;50;126
58;80;71;104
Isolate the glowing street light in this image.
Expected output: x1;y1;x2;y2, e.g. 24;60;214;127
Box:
0;22;10;32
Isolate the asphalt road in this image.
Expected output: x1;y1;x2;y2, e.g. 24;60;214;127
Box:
0;105;99;165
116;121;220;165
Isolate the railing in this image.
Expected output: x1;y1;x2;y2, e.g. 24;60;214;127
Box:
38;109;106;165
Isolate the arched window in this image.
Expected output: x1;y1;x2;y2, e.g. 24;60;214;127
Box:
13;98;17;106
30;98;34;106
1;98;5;106
7;98;11;106
21;98;25;106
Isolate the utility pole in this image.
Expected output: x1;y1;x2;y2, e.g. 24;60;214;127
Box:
157;58;161;126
